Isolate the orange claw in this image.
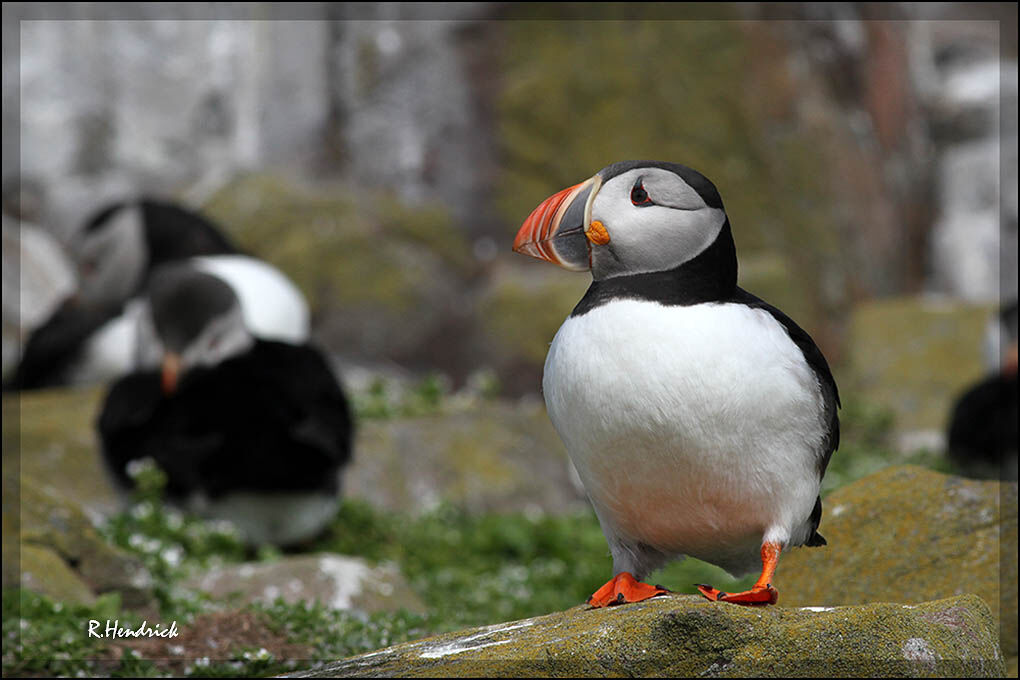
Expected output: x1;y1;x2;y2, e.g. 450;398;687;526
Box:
697;542;782;607
588;572;670;608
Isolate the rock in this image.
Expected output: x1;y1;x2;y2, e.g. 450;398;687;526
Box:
200;173;489;382
780;465;1017;663
3;386;120;522
287;593;1004;678
476;262;590;396
183;554;425;615
2;460;154;612
848;296;994;430
17;544;97;606
347;400;586;515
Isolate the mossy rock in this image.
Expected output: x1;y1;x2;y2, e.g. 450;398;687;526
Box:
3;385;119;521
348;401;586;515
16;544;97;607
3;386;154;610
8;476;154;612
476;261;590;377
847;297;994;431
780;465;1017;661
200;173;477;366
289;593;1004;677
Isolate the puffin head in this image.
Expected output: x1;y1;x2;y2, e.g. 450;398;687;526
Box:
513;161;734;283
138;262;253;395
74;202;148;307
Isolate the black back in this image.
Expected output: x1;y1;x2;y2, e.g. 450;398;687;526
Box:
8;297;124;390
135;200;237;268
97;340;354;500
947;372;1018;478
85;199;238;269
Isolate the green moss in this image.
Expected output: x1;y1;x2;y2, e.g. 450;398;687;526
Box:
200;173;472;313
847;298;994;430
780;466;1017;659
477;265;589;365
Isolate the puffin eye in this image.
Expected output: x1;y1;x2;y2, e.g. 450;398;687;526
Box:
630;182;652;206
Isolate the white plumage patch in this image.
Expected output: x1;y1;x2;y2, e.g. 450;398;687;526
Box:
191;255;310;344
188;491;339;547
543;299;827;577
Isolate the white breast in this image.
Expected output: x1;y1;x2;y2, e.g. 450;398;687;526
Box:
543;299;826;574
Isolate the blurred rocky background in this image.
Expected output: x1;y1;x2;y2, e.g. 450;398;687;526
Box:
3;3;1017;677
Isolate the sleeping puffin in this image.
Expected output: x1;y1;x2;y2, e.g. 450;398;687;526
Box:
97;261;351;546
12;199;309;389
513;160;839;607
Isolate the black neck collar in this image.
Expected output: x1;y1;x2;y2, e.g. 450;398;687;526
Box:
571;219;737;317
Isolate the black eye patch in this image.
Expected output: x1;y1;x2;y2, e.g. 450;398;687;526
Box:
631;181;653;206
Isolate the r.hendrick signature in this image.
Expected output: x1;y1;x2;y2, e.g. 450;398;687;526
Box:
87;619;179;639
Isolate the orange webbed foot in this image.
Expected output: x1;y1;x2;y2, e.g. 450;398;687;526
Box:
587;572;670;608
696;583;779;606
697;541;783;606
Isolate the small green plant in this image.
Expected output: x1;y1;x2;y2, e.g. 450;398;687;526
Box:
351;374;454;420
100;458;247;619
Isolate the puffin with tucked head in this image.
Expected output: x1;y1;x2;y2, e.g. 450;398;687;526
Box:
98;260;351;546
514;161;839;606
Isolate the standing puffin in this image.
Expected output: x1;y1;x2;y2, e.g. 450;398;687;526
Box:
513;161;839;607
97;261;351;546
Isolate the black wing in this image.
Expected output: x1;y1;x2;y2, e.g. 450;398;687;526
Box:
173;341;353;499
732;287;840;546
10;298;124;390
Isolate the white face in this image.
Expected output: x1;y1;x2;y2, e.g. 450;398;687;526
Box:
135;303;254;374
588;167;726;280
74;204;147;305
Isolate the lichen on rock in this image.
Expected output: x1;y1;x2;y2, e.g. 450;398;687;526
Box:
780;465;1017;676
287;593;1004;678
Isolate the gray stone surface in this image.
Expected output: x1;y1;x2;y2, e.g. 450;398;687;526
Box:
184;553;425;614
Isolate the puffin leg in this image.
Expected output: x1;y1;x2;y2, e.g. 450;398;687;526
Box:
588;572;670;608
696;542;781;606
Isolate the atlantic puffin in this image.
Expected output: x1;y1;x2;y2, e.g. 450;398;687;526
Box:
97;261;351;546
513;160;839;607
12;199;309;389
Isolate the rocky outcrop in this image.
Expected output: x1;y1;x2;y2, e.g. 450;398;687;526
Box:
347;401;584;515
4;386;120;522
780;466;1017;667
183;554;425;615
848;297;995;431
2;474;154;612
288;593;1004;678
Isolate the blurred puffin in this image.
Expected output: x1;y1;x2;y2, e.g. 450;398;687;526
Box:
947;299;1018;480
513;161;839;607
12;199;309;389
97;261;352;546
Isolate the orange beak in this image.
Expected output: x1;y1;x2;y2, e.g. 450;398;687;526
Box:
513;175;601;271
161;352;181;395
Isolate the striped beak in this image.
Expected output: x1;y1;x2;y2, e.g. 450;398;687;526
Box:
513;175;602;271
